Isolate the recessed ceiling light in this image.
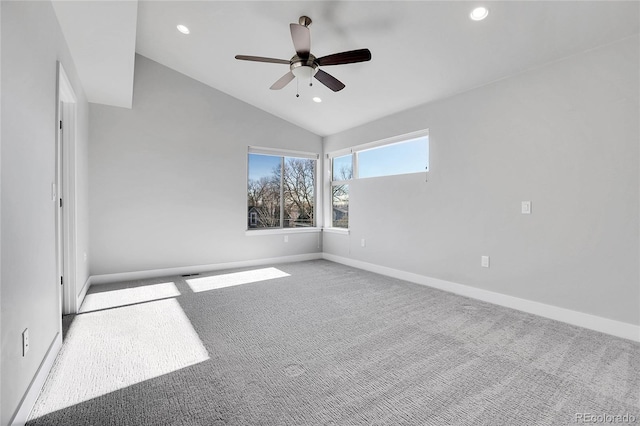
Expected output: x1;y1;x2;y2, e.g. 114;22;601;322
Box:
312;97;322;103
177;24;190;35
470;7;489;21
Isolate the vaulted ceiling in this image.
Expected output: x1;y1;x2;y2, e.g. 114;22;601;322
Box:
53;1;639;136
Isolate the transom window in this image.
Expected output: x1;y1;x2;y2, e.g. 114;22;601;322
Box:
358;135;429;178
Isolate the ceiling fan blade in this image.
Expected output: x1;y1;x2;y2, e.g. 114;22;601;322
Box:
235;55;290;65
270;71;295;90
290;23;310;57
316;49;372;66
314;69;345;92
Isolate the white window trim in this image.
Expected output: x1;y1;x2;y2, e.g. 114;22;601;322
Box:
249;145;319;160
326;129;429;180
324;128;429;230
327;147;353;159
245;227;321;236
328;153;353;231
350;129;429;154
247;146;320;232
323;227;350;235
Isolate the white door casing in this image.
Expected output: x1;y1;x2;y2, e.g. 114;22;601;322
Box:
56;62;78;317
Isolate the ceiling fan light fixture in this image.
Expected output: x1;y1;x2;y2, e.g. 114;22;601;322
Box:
291;65;317;81
177;24;190;34
470;7;489;21
313;97;322;103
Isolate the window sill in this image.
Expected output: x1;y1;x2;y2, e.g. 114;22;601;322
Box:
323;227;350;235
245;227;321;236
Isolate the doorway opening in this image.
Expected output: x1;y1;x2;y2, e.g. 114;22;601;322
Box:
56;62;79;329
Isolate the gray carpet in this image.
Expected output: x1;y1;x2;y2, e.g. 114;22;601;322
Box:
28;260;639;425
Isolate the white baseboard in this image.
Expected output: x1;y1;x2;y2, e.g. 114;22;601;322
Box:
11;333;62;426
323;253;640;342
90;253;323;285
76;276;91;312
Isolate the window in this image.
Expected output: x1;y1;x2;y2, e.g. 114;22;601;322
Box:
247;148;317;230
332;154;353;181
358;136;429;179
327;130;429;229
330;154;352;228
332;184;349;228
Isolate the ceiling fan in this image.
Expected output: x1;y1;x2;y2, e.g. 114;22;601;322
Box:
235;16;372;94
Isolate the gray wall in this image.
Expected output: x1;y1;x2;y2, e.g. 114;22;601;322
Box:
89;55;323;276
0;1;90;424
323;36;639;326
1;3;3;422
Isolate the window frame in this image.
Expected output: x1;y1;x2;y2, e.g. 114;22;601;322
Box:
328;152;352;231
325;129;429;232
246;146;320;235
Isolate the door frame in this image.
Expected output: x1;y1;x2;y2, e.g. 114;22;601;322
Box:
56;62;79;316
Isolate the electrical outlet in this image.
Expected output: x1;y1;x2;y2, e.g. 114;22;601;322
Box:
284;235;288;243
84;252;87;262
481;256;490;268
361;238;366;247
22;328;30;356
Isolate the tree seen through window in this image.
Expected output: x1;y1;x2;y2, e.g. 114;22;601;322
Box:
248;154;315;229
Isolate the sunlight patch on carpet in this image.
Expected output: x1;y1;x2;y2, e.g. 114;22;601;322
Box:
186;267;290;292
79;282;181;313
29;298;209;419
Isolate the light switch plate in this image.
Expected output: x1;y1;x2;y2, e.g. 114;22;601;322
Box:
481;256;490;268
522;201;532;214
22;328;29;356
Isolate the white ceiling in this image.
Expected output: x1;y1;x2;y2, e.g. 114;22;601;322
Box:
56;1;639;136
52;0;138;108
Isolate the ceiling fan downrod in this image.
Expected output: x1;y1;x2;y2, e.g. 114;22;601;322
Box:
299;16;312;27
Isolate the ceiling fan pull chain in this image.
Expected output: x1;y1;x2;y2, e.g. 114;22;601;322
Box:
296;78;300;98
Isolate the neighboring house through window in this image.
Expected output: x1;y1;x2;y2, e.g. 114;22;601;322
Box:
248;209;258;228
